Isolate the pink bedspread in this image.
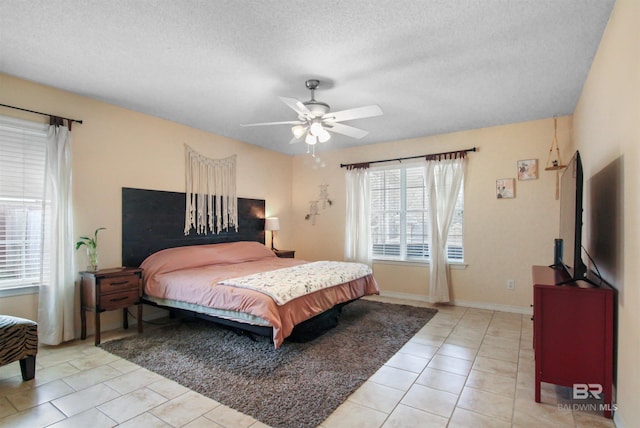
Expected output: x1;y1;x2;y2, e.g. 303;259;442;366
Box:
141;241;379;348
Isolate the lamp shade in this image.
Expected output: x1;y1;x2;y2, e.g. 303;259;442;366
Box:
316;127;331;142
265;217;280;231
309;121;324;136
291;125;306;139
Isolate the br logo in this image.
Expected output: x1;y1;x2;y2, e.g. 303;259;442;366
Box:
573;384;603;400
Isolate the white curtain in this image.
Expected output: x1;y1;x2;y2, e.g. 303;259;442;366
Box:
426;155;466;303
344;167;371;265
38;121;75;345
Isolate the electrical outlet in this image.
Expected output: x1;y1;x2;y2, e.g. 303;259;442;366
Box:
506;279;515;290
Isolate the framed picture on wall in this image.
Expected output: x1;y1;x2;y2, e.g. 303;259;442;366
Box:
517;159;539;180
496;178;515;199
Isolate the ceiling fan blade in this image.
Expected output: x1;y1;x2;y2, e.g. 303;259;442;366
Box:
240;120;303;127
323;105;383;122
326;123;369;139
289;136;303;145
280;97;312;116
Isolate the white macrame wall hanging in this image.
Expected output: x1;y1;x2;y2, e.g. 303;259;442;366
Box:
184;145;238;235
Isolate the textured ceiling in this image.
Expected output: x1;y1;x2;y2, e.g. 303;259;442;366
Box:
0;1;614;156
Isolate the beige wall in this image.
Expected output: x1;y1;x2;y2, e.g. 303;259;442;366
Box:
0;294;39;320
0;73;294;334
572;0;639;426
292;116;573;311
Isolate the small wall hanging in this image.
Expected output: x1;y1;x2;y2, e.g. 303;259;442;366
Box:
544;116;567;199
496;178;515;199
305;200;320;225
319;184;332;208
518;159;538;180
305;184;332;225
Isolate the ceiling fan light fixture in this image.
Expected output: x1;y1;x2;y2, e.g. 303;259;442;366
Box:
241;79;382;155
309;121;323;136
305;133;318;145
291;125;306;139
317;127;331;143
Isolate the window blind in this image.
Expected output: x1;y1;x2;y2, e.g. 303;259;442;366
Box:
0;116;48;288
370;164;464;262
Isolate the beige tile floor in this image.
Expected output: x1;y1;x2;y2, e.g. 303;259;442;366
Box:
0;297;617;427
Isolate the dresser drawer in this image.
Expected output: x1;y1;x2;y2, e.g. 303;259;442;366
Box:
98;274;139;293
99;289;140;310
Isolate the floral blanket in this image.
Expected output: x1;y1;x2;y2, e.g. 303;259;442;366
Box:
219;261;372;305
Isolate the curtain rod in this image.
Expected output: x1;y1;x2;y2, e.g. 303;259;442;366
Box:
0;103;83;124
339;147;477;169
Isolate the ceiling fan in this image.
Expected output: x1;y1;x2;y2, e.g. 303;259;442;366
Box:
241;79;383;154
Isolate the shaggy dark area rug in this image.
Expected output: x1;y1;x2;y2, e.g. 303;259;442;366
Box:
100;299;437;428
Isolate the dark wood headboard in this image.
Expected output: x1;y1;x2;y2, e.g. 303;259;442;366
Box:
122;187;265;267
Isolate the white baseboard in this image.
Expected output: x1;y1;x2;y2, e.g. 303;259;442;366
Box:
451;299;533;315
378;290;432;303
379;291;532;315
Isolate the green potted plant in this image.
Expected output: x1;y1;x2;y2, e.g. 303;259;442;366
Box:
75;227;106;271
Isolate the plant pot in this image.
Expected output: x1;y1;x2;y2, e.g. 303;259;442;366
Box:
86;246;98;271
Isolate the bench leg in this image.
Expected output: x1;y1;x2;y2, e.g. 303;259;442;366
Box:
19;355;36;381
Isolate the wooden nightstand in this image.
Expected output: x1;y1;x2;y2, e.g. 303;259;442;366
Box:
273;249;295;258
80;267;143;345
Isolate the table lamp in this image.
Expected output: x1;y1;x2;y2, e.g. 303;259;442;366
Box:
265;217;280;250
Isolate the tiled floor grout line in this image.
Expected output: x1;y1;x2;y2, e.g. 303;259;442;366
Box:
447;309;495;427
390;305;478;426
510;313;525;427
445;306;479;426
357;305;471;426
420;305;471;425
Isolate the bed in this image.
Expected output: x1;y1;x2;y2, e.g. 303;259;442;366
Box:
122;187;379;348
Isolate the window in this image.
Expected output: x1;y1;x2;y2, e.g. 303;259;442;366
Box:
0;116;48;289
370;164;464;262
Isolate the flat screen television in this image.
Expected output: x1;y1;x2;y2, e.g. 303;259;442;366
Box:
558;150;587;280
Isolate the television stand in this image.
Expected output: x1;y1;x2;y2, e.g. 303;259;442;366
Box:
532;265;615;418
545;264;602;286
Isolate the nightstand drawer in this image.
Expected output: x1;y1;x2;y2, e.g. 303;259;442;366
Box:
274;249;295;258
99;274;139;293
99;289;140;310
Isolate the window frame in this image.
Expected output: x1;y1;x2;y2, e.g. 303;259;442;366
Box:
369;162;464;264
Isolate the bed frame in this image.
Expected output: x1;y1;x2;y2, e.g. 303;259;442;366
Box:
122;187;276;337
121;187;344;341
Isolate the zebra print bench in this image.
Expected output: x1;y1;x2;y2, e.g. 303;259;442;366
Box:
0;316;38;381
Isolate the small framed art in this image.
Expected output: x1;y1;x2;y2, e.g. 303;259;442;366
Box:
517;159;538;180
496;178;515;199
